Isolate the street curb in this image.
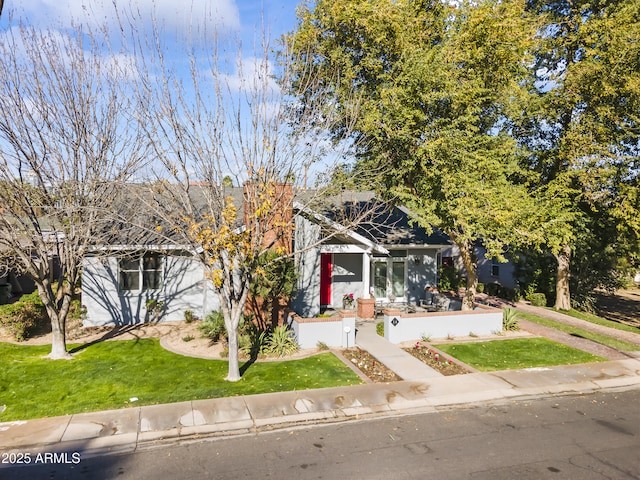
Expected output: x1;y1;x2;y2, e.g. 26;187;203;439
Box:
2;357;640;464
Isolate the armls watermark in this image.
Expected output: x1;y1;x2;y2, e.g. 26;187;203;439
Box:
2;452;81;465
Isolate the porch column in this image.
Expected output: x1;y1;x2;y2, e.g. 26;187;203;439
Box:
362;251;371;298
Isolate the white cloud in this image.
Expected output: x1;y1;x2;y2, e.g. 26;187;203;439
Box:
217;55;280;96
7;0;241;34
0;24;139;80
101;52;140;81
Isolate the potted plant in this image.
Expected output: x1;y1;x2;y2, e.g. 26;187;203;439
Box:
342;293;355;309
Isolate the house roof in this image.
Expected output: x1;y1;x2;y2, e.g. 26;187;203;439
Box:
296;190;451;250
94;184;246;249
353;204;451;248
94;184;450;252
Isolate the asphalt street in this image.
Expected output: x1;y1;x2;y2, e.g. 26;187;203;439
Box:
2;388;638;480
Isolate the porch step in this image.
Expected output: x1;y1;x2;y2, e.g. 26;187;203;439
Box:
354;321;442;380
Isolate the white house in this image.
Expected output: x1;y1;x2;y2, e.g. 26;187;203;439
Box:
81;189;451;327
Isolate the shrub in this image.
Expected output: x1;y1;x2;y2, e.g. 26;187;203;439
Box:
376;321;384;337
503;308;520;331
184;309;197;323
316;341;329;351
438;265;461;291
485;283;501;297
527;292;547;307
264;325;299;357
501;287;522;302
571;295;596;313
67;299;86;322
476;283;485;294
199;310;227;342
0;291;48;341
239;323;268;357
145;299;164;322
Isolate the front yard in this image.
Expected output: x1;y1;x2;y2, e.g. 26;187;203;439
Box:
0;339;362;422
434;337;606;372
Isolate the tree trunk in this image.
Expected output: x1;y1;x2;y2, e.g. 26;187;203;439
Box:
37;283;71;359
554;244;571;311
457;240;477;311
223;304;243;382
48;314;70;359
45;304;71;359
225;327;241;382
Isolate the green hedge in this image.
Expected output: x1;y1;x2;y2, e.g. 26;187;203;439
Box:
0;291;48;341
527;292;547;307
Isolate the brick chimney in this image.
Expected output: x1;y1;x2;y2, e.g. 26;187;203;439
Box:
243;181;294;329
242;181;293;254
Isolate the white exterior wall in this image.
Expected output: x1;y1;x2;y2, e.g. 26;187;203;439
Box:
331;253;363;308
384;306;503;343
82;254;219;326
291;216;322;317
406;249;439;304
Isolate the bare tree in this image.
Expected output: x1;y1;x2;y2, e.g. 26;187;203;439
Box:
127;18;373;380
0;24;147;358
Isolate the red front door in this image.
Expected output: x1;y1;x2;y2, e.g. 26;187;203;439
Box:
320;253;332;306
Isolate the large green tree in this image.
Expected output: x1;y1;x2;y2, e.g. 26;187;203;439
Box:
288;0;540;309
517;0;640;309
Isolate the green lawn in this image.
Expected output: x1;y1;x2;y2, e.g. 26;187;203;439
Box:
517;312;640;352
434;338;606;372
550;308;640;335
0;339;362;421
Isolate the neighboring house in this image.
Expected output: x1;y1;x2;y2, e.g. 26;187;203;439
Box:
441;244;519;290
81;188;451;326
82;185;248;327
82;248;220;326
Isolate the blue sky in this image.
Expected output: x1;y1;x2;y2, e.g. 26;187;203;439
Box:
2;1;303;46
0;1;340;184
0;1;307;111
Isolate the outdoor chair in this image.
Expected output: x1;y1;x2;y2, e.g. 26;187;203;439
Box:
435;294;451;311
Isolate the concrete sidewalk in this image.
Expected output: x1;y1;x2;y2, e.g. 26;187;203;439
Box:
1;358;639;460
354;319;442;380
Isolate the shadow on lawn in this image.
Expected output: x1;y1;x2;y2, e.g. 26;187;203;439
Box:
69;324;151;354
594;289;640;329
239;349;260;376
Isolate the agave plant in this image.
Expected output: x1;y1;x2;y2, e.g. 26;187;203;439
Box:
265;325;299;357
503;308;520;331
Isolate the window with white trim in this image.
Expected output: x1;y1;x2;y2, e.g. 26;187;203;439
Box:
119;253;163;291
371;254;408;301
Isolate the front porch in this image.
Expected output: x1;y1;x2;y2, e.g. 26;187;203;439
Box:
317;246;442;314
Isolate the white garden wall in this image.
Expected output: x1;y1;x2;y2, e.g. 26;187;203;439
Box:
383;305;503;343
287;311;356;349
